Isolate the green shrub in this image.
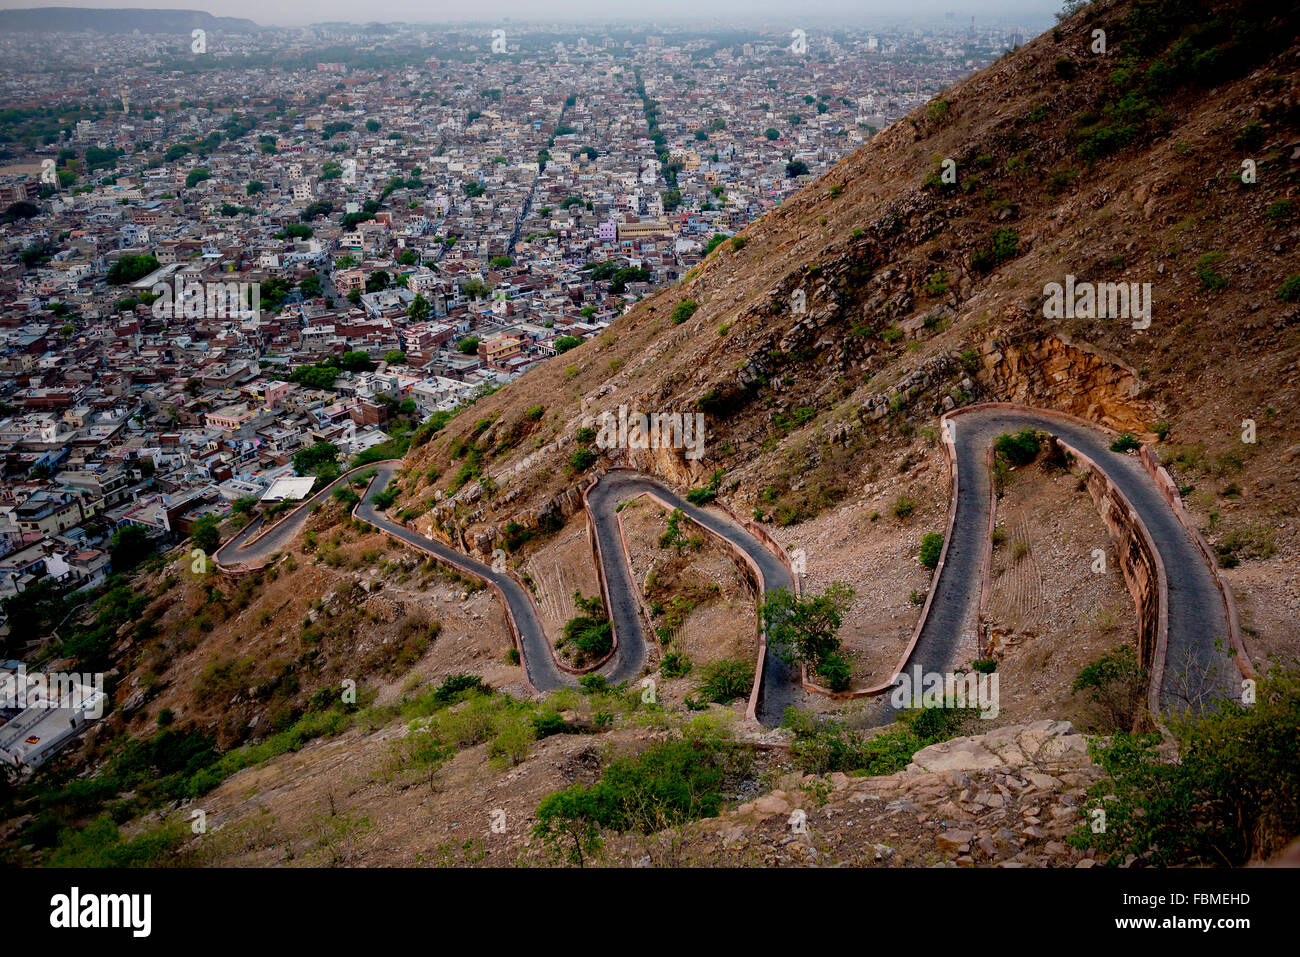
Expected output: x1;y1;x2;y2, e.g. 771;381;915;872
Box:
919;532;944;570
970;228;1020;273
1109;433;1141;453
432;673;490;705
561;593;613;665
370;486;398;511
568;448;597;472
994;428;1041;466
816;652;852;692
660;651;693;679
924;270;950;296
694;659;753;703
671;299;700;324
685;468;724;506
532;728;743;864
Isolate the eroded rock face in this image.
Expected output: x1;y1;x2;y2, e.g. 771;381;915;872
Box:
978;333;1156;434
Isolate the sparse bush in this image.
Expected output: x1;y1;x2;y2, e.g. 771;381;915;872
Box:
1072;645;1146;732
685;468;724;506
1072;667;1300;866
1109;433;1141;453
1195;252;1229;291
695;659;753;703
919;532;944;570
970;228;1019;274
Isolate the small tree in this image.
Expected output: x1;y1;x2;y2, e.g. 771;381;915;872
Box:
760;583;855;691
1071;645;1146;732
919;532;944;570
110;524;155;573
293;441;339;476
533;789;604;866
190;514;221;554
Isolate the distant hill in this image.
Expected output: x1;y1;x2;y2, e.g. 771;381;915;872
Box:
0;7;259;33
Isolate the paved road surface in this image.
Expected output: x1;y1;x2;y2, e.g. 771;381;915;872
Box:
214;405;1238;726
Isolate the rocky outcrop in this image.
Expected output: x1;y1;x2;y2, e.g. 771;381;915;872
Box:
691;719;1104;867
978;333;1156;434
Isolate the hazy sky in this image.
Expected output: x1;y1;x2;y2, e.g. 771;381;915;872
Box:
0;0;1065;28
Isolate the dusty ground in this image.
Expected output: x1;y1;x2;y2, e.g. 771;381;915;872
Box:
769;435;945;689
105;497;525;752
1222;560;1300;675
518;514;602;664
983;462;1138;728
618;495;759;704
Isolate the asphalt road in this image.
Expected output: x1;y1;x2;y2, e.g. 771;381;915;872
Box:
941;409;1237;712
214;406;1237;726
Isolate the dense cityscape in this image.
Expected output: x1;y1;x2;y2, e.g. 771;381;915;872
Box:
0;16;1029;616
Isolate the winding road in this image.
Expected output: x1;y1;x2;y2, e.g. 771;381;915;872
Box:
214;404;1243;726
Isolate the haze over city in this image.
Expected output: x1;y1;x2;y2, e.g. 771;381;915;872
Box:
0;0;1064;26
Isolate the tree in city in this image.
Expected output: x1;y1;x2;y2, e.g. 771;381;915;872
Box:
293;441;339;476
299;273;322;298
110;524;156;573
190;514;221;554
106;254;159;285
339;351;374;372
